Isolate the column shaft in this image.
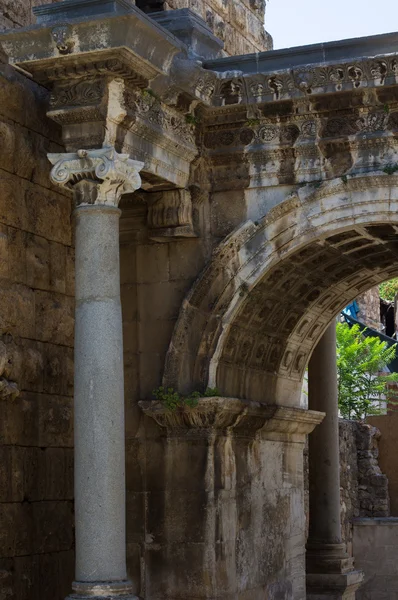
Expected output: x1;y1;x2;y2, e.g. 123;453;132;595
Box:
308;321;342;544
74;205;127;581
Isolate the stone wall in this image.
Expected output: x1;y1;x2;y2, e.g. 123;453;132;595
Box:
308;421;390;557
0;59;74;600
353;518;398;600
0;0;272;56
367;411;398;516
356;287;381;331
0;0;60;30
163;0;272;55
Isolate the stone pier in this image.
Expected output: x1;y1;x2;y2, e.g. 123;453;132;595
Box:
307;322;363;599
48;147;144;600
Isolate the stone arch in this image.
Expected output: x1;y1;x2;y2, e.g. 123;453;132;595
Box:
164;172;398;405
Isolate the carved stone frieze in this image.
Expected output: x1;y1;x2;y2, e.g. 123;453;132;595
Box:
147;188;197;241
209;56;398;107
50;79;104;109
124;87;197;150
48;146;144;206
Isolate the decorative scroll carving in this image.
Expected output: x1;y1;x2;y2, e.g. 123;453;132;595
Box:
50;80;104;109
47;146;144;206
147;189;197;241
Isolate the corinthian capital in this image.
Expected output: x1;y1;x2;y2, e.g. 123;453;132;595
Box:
47;146;144;206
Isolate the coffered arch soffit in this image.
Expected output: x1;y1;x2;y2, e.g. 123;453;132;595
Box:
163;172;398;404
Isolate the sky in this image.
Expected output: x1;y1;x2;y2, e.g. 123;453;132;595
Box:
265;0;398;50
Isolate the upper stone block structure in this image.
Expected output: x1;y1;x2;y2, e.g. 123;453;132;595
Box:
0;0;272;55
137;0;272;55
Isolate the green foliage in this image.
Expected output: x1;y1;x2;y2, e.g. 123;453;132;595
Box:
245;118;260;127
152;386;220;410
383;164;398;175
185;114;200;125
341;175;348;184
379;278;398;301
336;322;398;420
141;88;159;101
204;387;220;397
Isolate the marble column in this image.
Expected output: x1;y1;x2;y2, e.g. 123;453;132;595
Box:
306;322;363;599
48;147;144;600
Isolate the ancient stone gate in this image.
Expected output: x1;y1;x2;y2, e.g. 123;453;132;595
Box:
1;1;398;599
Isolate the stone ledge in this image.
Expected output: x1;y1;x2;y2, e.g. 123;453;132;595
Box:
139;396;324;439
307;570;364;598
353;517;398;525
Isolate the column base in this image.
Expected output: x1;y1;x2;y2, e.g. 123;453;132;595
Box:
306;571;364;599
306;543;354;574
66;580;139;599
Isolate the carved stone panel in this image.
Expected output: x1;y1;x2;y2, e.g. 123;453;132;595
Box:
147;188;197;241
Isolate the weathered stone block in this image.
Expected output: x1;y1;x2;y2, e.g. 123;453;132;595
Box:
125;438;144;492
0;280;35;337
0;558;14;600
139;352;163;399
121;283;138;322
7;226;27;284
169;238;206;281
37;393;73;447
126;491;145;543
14;126;36;180
138;280;188;322
138;319;174;354
0;173;28;230
19;338;44;392
34;290;74;346
25;184;72;246
65;245;75;296
43;342;73;396
0;222;8;278
49;240;66;293
136;243;170;284
32;501;73;553
26;232;50;290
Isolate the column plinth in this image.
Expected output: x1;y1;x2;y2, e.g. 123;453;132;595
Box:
48;147;144;600
307;323;363;599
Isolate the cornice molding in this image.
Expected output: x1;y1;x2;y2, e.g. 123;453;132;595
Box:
139;397;324;440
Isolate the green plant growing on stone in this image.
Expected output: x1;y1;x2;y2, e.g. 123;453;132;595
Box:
152;386;204;411
341;175;348;184
336;322;398;420
311;181;322;189
204;387;220;396
142;88;159;101
245;118;260;127
185;114;200;125
379;278;398;301
383;164;398;175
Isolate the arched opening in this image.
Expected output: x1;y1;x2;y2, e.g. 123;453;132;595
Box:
164;172;398;407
